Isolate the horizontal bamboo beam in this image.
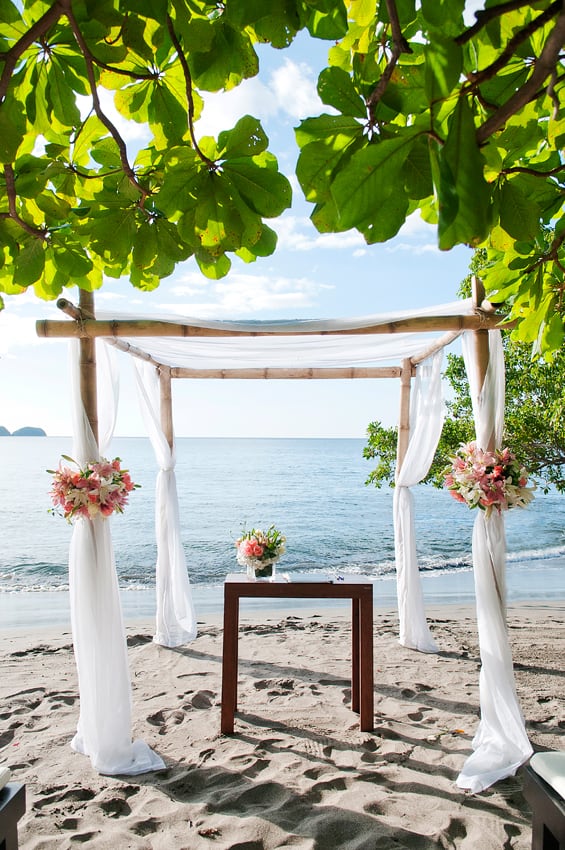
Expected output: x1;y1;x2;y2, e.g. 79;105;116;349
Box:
169;366;407;379
37;309;511;340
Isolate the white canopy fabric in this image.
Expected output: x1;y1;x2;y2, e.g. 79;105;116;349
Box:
68;340;165;775
394;350;445;653
99;299;476;370
456;331;532;793
134;359;198;647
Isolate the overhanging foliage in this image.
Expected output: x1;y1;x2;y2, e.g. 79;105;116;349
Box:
1;1;564;356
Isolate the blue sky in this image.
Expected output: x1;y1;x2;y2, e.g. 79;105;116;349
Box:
0;31;474;439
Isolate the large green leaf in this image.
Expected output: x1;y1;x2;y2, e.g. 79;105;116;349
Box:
296;140;358;203
0;95;26;163
317;66;366;118
499;179;541;241
223;160;292;218
295;114;363;148
190;23;258;92
424;37;462;104
218;115;268;159
437;97;491;249
330;129;420;230
13;240;46;287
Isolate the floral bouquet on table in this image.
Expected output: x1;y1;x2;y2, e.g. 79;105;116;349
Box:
443;442;535;516
48;455;140;522
235;524;286;580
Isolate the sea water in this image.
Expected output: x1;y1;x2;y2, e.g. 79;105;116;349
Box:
1;436;564;627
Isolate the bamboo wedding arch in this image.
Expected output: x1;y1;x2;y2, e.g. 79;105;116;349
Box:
35;280;533;792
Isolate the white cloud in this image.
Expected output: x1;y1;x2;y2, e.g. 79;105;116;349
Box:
269;58;323;120
274;215;366;252
197;57;323;139
153;271;328;318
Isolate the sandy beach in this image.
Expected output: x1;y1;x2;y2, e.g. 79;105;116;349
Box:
1;600;564;849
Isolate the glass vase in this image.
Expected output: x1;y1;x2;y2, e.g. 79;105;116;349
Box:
246;558;277;581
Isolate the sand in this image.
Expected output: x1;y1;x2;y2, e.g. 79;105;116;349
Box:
1;601;564;849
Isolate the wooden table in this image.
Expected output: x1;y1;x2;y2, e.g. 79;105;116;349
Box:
221;575;374;734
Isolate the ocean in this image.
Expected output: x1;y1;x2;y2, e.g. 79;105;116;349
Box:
1;436;565;629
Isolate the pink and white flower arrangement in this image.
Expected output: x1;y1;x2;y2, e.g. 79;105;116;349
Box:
443;442;535;515
235;525;286;576
48;455;139;522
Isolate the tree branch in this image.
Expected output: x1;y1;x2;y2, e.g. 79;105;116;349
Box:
467;2;561;89
476;8;565;144
63;2;151;205
525;228;565;275
456;0;542;45
366;0;412;123
501;163;565;176
165;15;217;170
0;0;65;103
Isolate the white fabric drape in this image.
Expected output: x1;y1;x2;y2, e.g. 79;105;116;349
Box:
394;351;445;653
133;359;197;647
456;331;532;793
68;340;165;775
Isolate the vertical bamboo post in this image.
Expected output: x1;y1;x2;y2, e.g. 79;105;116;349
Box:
471;275;492;450
396;358;412;477
159;367;174;452
78;289;99;446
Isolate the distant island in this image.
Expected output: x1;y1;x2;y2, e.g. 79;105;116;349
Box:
0;426;47;436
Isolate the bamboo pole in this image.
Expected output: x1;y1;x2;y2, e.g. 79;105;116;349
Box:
169;366;404;379
471;276;493;450
36;311;513;340
159;367;174;451
410;330;461;366
396;358;413;476
78;290;99;446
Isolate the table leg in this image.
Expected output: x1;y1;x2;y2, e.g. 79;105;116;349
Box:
359;591;374;732
221;587;239;734
351;599;360;713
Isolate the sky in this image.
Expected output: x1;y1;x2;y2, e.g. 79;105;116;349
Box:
0;30;476;439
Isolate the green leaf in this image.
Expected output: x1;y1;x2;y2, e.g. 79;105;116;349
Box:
0;0;20;23
147;79;189;147
13;240;46;287
403;136;433;200
330;129;419;230
499;180;540;241
51;242;93;277
437;97;491;249
0;95;26;163
195;250;231;279
223;160;292;218
238;223;277;259
296;140;357;203
424;37;462;104
86;209;137;264
295;114;363;148
317;66;366;118
358;189;410;243
304;2;348;40
46;62;81;127
194;175;244;256
421;0;464;35
218;115;268;159
190;23;258;92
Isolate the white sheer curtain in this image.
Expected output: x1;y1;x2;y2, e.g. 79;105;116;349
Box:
133;359;197;647
456;331;532;793
68;340;165;775
394;351;445;653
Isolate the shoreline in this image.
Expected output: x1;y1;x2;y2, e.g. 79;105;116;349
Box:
1;557;564;633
